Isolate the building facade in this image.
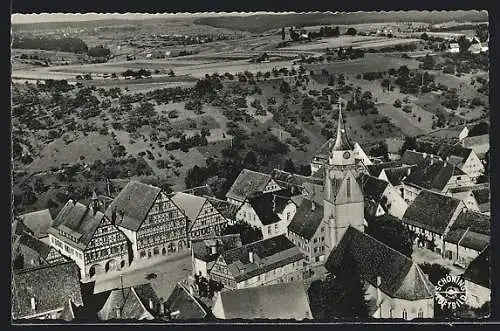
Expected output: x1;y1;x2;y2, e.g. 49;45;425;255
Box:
48;199;130;280
105;181;189;262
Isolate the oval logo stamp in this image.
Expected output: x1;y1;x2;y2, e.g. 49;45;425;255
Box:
435;275;467;310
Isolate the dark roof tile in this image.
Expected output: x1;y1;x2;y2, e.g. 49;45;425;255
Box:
462;246;490;289
288;199;324;240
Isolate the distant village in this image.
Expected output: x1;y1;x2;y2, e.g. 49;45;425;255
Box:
11;102;490;321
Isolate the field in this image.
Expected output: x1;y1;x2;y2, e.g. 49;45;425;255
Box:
282;36;421;52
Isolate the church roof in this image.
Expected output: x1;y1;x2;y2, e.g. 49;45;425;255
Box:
402;190;462;235
331;106;352;151
105;180;162;232
325;227;434;300
226;169;272;202
288;199;324;240
462;246;490;289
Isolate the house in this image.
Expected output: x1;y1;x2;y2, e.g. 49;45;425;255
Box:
97;283;162;320
379;165;415;193
325;227;435;320
191;234;242;277
235;189;297;239
472;186;490;215
12;231;67;270
461;134;489;159
462;246;490;309
171;192;230;241
225;169;282;205
437;144;484;180
449;189;480;212
443;210;490;268
402;190;465;255
448;43;460;53
163;282;208;320
358;173;408;219
448;184;490;214
385;137;405;160
12;261;84;320
208;235;305;290
48;199;130;280
287;199;329;265
17;209;54;239
105;180;189;261
366;161;403;178
12;218;35;242
212;282;312;320
401;154;471;203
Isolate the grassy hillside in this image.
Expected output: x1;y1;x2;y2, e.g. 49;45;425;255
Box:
194;11;488;33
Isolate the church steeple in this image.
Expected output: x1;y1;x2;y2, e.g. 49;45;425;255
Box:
332;101;352;151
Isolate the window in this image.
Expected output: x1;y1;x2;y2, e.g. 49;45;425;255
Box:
346;177;351;198
268;226;272;235
402;309;408;320
417;309;424;318
140;250;146;258
274;223;278;231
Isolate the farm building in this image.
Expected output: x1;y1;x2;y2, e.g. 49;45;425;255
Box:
325;226;435;320
402;189;466;256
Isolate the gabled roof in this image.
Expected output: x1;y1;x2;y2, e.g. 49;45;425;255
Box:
164;283;208;320
288;199;324;240
445;210;490;251
357;173;388;202
403;157;465;191
220;235;303;283
401;150;428;166
403;190;462;235
462;246;490;289
192;234;243;263
98;283;161;320
462;134;489;148
270;169;306;194
18;209;54;238
472;187;490;205
105;181;162;232
366;161;402;177
437;144;473;162
247;189;293;225
171;192;207;224
226;169;272;202
51;200;105;247
216;282;312;320
13;232;61;268
383;166;415;186
12;261;83;320
12;219;34;238
325;227;434;300
205;197;241;221
302;181;326;206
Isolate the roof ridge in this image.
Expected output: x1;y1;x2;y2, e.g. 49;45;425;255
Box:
241;168;271;177
177;282;207;315
13;260;76;274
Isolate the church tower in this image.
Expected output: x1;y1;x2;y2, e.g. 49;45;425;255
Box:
323;102;365;253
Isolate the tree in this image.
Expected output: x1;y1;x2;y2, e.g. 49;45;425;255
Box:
418;262;451;285
366;215;414;257
458;35;472;54
400;136;417;155
243;151;257;168
346;27;357;36
468;121;489;137
222;221;263;245
283;159;296;173
328;74;336;87
280;81;291;94
422;54;436;70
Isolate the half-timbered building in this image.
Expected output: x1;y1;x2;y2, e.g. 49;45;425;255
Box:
105;180;189;261
48;199;130;280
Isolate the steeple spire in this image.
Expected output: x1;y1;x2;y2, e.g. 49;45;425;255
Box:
332;100;352;151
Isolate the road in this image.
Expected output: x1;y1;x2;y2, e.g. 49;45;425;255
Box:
92;252;192;301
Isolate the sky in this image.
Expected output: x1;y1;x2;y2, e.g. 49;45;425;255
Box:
11;12;301;24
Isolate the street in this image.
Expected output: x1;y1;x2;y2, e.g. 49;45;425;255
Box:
92;252;192;301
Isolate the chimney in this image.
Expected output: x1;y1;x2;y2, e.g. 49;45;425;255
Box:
149;299;154;311
30;297;36;310
311;201;316;211
444;162;447;167
376;276;382;307
111;207;117;224
430;159;434;165
249;251;254;263
210;245;217;255
423;152;427;158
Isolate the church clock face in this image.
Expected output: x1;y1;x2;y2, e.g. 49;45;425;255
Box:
343;151;351;159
